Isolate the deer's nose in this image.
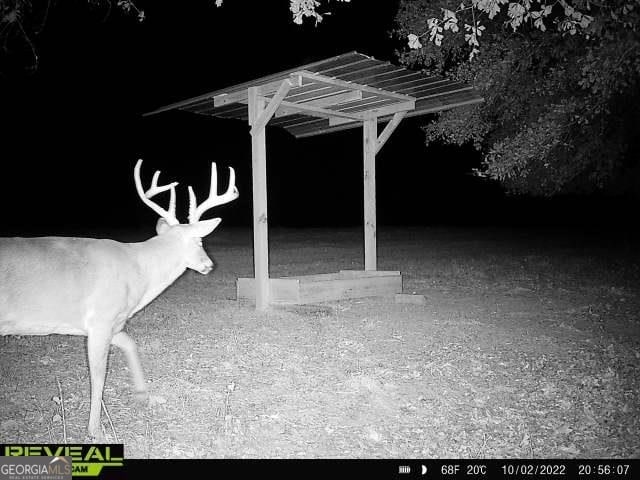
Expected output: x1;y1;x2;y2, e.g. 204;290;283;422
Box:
199;259;214;275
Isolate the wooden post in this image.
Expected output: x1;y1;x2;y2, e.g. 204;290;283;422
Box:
363;117;377;271
248;87;269;310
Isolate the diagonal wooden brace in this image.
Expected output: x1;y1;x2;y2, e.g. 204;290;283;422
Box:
249;79;293;135
376;111;407;154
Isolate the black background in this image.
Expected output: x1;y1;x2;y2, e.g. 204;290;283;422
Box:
1;0;637;236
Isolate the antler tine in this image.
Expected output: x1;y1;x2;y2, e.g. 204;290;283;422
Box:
149;170;178;217
188;162;239;224
134;159;180;225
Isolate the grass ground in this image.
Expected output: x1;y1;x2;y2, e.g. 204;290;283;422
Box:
1;226;638;458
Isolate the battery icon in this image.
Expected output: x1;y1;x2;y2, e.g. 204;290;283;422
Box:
399;465;411;474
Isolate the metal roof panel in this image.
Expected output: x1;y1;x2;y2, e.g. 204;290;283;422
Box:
144;51;483;137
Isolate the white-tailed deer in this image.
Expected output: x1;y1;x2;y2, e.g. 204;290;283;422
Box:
0;159;238;439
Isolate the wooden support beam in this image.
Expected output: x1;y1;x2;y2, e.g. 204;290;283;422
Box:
364;100;415;119
249;79;293;135
330;100;414;127
274;90;362;118
214;74;302;107
248;87;270;310
363;117;377;271
376;111;406;154
297;70;414;103
277;99;363;121
292;95;484;139
330;116;364;127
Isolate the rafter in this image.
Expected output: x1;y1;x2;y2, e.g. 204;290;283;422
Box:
275;90;362;118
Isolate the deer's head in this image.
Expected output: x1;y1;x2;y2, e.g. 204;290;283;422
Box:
134;159;239;274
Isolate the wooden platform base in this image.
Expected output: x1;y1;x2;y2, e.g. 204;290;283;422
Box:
237;270;403;306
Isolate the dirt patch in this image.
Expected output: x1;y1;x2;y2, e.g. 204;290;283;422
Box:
1;226;639;458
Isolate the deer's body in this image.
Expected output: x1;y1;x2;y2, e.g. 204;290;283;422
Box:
0;234;186;336
0;159;238;439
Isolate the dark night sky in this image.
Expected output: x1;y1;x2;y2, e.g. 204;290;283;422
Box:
1;0;637;236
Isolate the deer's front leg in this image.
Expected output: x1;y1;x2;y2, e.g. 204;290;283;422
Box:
86;328;112;440
111;330;148;401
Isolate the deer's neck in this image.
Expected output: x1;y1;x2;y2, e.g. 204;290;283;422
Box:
130;234;187;310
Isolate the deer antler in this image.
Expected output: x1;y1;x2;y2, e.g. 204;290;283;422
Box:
134;159;180;225
188;162;239;224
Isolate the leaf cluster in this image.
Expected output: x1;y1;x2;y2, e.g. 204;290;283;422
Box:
393;0;640;195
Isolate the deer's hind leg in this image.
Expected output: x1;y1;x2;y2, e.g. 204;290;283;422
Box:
111;330;148;402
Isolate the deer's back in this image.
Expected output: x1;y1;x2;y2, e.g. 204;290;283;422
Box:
0;236;142;336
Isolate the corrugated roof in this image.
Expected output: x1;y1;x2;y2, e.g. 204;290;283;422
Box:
144;51;483;138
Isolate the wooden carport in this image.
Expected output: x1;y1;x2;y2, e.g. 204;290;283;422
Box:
144;51;483;310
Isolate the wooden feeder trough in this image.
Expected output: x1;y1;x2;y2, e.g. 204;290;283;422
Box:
237;270;402;305
145;51;483;309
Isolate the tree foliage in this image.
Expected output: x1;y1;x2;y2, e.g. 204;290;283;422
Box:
0;0;351;72
0;0;143;72
3;0;639;196
393;0;640;195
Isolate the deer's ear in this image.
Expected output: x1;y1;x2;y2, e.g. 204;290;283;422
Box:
189;218;222;238
156;218;172;235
